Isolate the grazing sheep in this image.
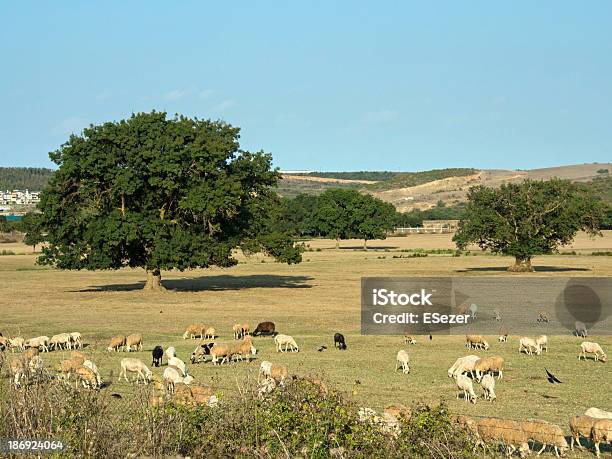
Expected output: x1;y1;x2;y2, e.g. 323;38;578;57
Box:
456;373;477;403
57;358;83;381
125;333;143;352
203;327;216;339
536;335;548;353
107;335;126;352
498;334;508;343
151;345;163;367
474;356;504;381
569;415;597;450
592;418;612;458
25;336;49;352
119;358;152;384
520;419;568;457
163;366;194;393
403;334;416;345
172;382;215;406
519;337;541;356
476;417;529;458
334;332;347;350
395;350;410;374
210;345;231;365
252;321;276;337
230;336;256;362
575;321;588;338
480;374;496;401
466;334;489;350
182;323;206;340
168;356;188;376
448;355;480;379
165;346;176;359
9;357;26;387
579;341;607;362
75;365;100;389
274;334;299;353
49;333;72;351
69;332;83;349
190;342;215;364
233;323;250;339
82;360;102;386
258;361;288;385
585;408;612;419
8;336;25;352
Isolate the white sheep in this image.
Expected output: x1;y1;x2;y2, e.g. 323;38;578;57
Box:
165;346;176;359
498;334;508;343
69;332;83;349
448;355;480;379
25;336;49;352
395;350;410;374
119;358;152;384
520;419;569;457
8;336;25;352
163;366;194;393
274;334;299;353
535;335;548;353
168;356;187;376
49;333;72;351
456;373;477;403
83;360;102;387
480;374;496;401
519;337;541;356
578;341;607;362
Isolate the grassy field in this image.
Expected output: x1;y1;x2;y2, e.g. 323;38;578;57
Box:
1;233;611;456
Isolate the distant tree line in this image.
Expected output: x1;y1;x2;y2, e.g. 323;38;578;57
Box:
0;167;55;190
270;189;396;248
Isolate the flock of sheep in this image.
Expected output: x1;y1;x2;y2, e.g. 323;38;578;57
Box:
1;324;610;457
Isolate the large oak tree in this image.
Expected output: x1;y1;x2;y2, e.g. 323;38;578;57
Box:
453;179;604;271
31;112;301;290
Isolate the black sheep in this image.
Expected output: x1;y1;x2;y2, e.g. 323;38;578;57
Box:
252;321;276;337
334;333;347;350
151;345;164;367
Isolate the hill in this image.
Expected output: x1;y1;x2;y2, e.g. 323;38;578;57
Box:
0;167;55;190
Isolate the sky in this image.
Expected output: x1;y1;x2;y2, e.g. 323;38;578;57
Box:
1;1;611;171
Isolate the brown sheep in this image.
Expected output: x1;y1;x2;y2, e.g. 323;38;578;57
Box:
125;333;143;352
474;356;504;381
466;334;489;350
476;417;529;457
569;415;597;450
107;335;126;352
592;418;612;458
233;323;250;339
183;323;206;340
520;419;568;457
230;336;256;362
210;344;231;365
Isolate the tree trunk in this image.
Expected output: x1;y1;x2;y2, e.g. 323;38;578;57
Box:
508;257;534;272
144;268;165;291
335;238;340;249
364;239;368;250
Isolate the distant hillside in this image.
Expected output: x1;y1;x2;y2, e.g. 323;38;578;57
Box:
0;167;54;191
364;168;478;191
302;171;398;181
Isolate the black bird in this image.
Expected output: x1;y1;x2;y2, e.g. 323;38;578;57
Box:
429;334;433;341
318;345;327;352
545;368;562;384
110;393;123;399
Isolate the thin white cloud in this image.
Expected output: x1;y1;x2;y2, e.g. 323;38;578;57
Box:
164;89;189;101
212;99;236;111
198;89;216;99
362;109;399;124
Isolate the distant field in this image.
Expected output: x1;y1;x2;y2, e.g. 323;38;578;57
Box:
0;233;610;457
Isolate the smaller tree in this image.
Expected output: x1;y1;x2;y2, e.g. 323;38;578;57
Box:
453;179;604;271
354;194;397;249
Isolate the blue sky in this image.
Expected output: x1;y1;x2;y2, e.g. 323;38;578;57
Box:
1;1;611;171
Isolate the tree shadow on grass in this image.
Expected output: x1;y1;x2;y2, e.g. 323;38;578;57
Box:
73;274;314;293
455;266;590;273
